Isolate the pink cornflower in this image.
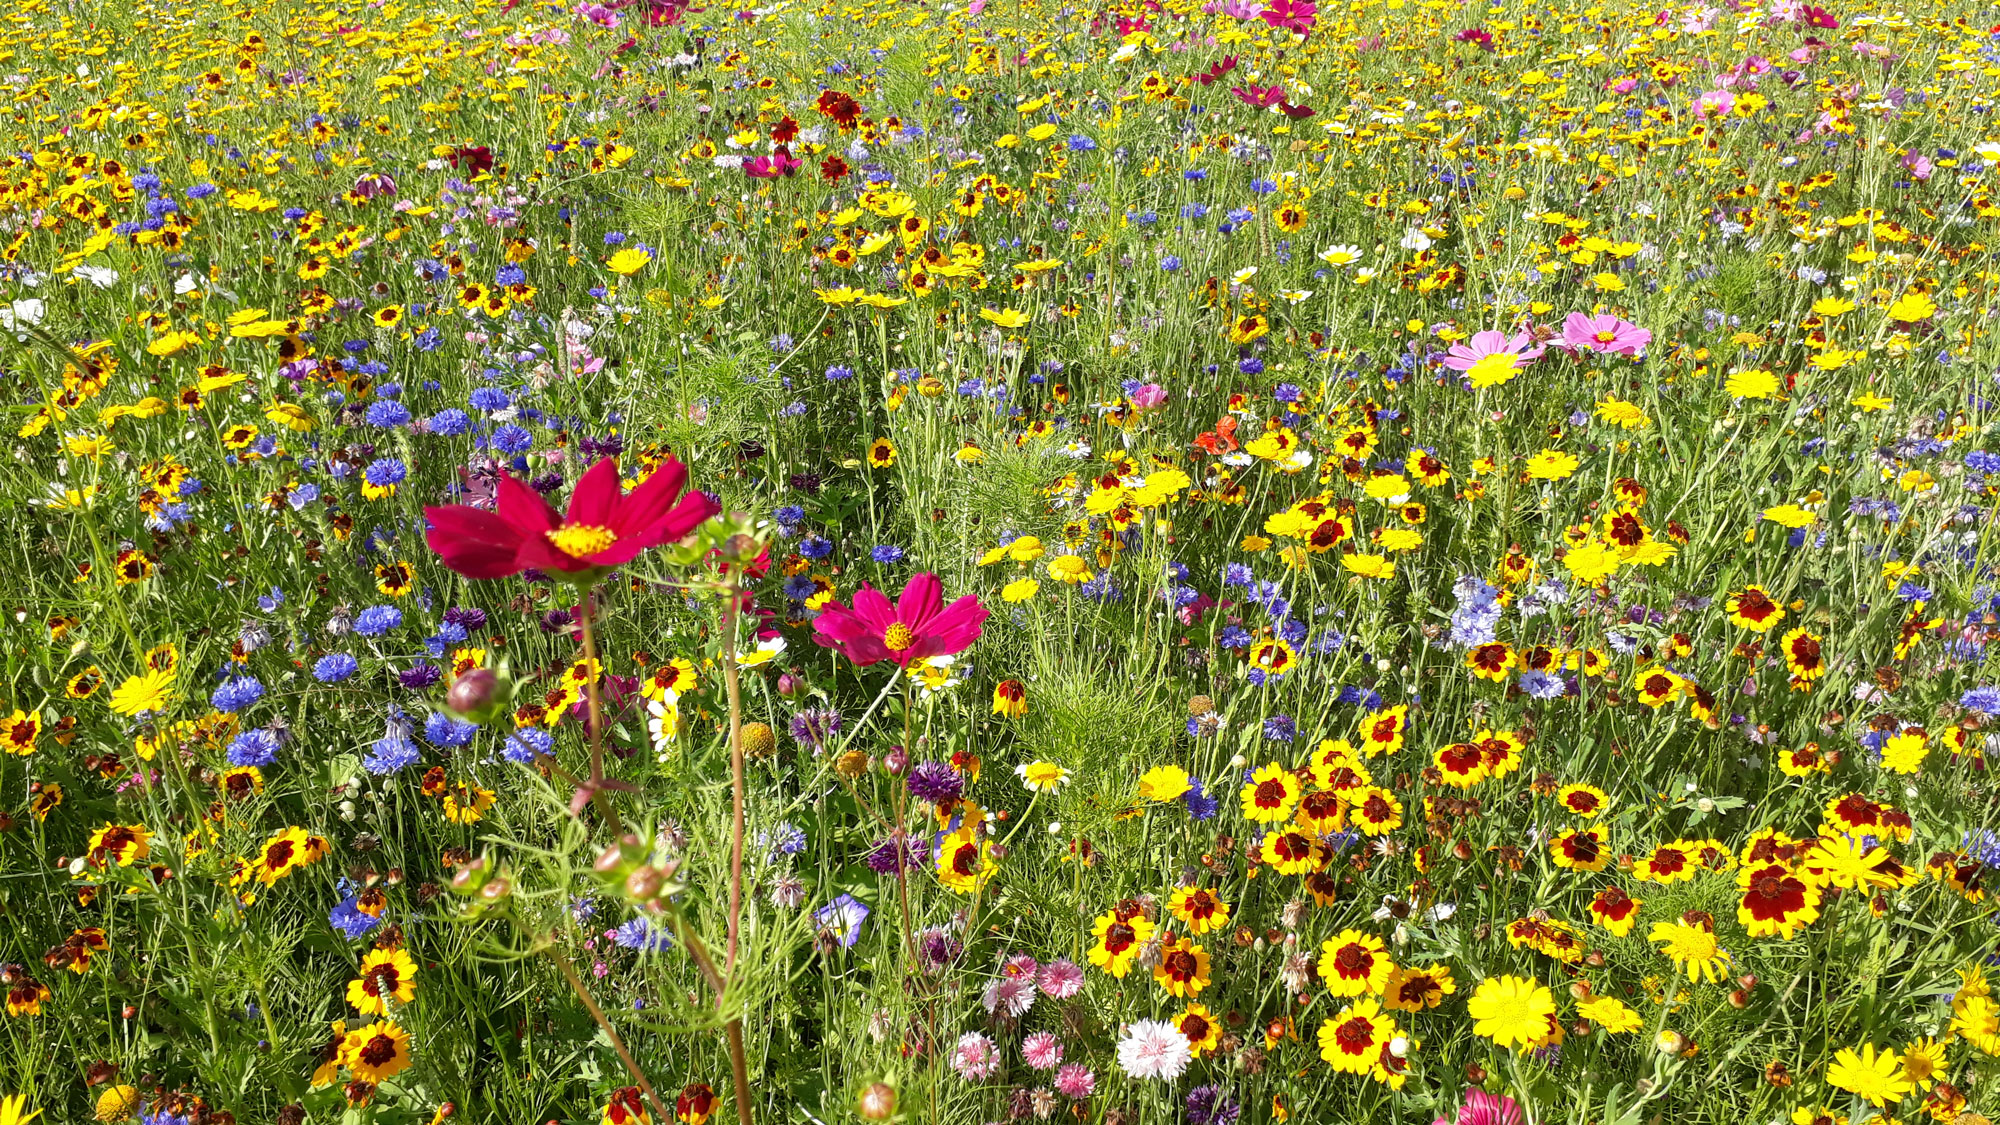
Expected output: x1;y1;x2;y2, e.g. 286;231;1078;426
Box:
951;1031;1001;1081
1037;958;1085;999
1022;1031;1064;1070
1561;312;1652;357
1115;1020;1193;1081
1001;953;1040;978
1129;383;1167;412
1433;1089;1525;1125
982;974;1037;1018
1053;1064;1096;1099
1440;330;1545;389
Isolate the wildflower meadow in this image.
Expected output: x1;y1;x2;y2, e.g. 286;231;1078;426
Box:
2;0;1999;1121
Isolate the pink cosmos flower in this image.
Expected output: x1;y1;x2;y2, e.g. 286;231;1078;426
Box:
1231;83;1286;109
1433;1089;1525;1125
745;147;802;178
1053;1064;1096;1099
1129;382;1168;412
1561;312;1652;357
811;573;988;668
1037;958;1086;998
1258;0;1315;33
1022;1031;1064;1070
1440;330;1546;389
1695;88;1736;116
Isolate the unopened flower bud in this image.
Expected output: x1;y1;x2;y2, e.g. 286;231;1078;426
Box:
883;746;909;775
776;673;801;697
857;1083;897;1120
446;668;499;716
625;866;663;902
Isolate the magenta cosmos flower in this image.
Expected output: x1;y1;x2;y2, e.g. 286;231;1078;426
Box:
1432;1089;1524;1125
1561;312;1652;357
423;457;717;579
1258;0;1316;34
811;572;988;668
1441;330;1546;389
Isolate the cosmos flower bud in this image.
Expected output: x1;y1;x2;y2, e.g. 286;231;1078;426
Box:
857;1082;897;1120
445;667;500;718
624;866;663;902
776;672;801;696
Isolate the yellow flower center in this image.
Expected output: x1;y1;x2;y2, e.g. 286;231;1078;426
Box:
883;622;916;651
1465;352;1520;388
547;524;618;558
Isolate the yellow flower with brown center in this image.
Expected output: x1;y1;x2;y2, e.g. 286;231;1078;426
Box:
1317;929;1393;998
347;948;418;1015
1152;935;1211;998
341;1019;413;1083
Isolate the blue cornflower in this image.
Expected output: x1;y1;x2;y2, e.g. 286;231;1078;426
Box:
211;675;265;713
1183;777;1219;820
871;545;905;564
469;387;512;412
226;729;280;767
766;822;808;856
1961;686;2000;715
502;727;554;764
490;424;533;453
329;895;385;939
365;713;420;774
424;712;478;747
354;605;404;636
313;653;360;682
363;458;407;488
1518;670;1568;700
429;408;472;435
613;918;673;952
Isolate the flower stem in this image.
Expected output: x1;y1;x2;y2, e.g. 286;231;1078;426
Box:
574;585;627;838
716;569;756;1125
551;946;671;1123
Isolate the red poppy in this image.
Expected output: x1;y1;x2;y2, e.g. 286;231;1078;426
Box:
423;457;717;580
